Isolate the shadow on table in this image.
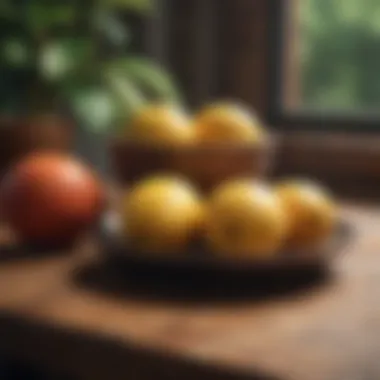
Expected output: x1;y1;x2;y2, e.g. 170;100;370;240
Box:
0;242;74;264
73;257;333;306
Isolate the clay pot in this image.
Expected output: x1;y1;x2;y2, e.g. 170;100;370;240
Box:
110;139;275;193
0;114;73;179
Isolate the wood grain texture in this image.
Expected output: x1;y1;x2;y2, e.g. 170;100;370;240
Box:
163;0;270;114
274;133;380;198
0;203;379;380
216;0;270;117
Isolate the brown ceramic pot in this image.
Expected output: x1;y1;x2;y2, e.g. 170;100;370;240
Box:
110;139;275;192
0;114;73;179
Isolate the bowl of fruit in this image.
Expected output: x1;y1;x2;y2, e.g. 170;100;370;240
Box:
110;102;273;192
99;175;351;275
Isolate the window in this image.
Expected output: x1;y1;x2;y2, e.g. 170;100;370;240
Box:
272;0;380;129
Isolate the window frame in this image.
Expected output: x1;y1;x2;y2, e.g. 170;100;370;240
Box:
268;0;380;133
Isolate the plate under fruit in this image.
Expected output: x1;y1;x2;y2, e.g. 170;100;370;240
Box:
98;211;352;276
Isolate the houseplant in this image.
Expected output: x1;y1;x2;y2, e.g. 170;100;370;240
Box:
0;0;181;175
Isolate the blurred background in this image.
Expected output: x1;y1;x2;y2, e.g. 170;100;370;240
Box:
281;0;380;112
2;0;380;195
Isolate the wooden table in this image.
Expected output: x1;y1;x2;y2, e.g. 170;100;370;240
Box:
0;203;379;380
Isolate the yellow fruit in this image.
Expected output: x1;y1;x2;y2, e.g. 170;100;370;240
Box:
194;102;266;144
275;179;337;249
129;104;194;146
205;180;287;259
123;175;203;253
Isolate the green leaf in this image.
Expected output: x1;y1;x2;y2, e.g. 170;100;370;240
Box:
39;38;95;82
104;68;146;122
98;0;152;13
65;82;119;134
94;11;131;47
0;1;16;20
1;38;31;67
107;57;183;105
25;3;77;34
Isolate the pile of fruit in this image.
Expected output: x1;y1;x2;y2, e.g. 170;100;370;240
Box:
126;102;266;146
120;102;338;259
122;175;336;259
0;101;338;260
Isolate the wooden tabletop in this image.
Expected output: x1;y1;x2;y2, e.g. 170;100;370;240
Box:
0;203;379;380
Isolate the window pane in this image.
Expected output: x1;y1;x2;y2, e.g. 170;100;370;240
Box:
285;0;380;112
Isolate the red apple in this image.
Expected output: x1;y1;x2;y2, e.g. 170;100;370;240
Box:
0;152;105;246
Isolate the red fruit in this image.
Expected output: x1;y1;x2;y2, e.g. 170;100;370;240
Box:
0;152;105;246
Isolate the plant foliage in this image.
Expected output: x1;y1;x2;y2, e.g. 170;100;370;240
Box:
0;0;181;132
